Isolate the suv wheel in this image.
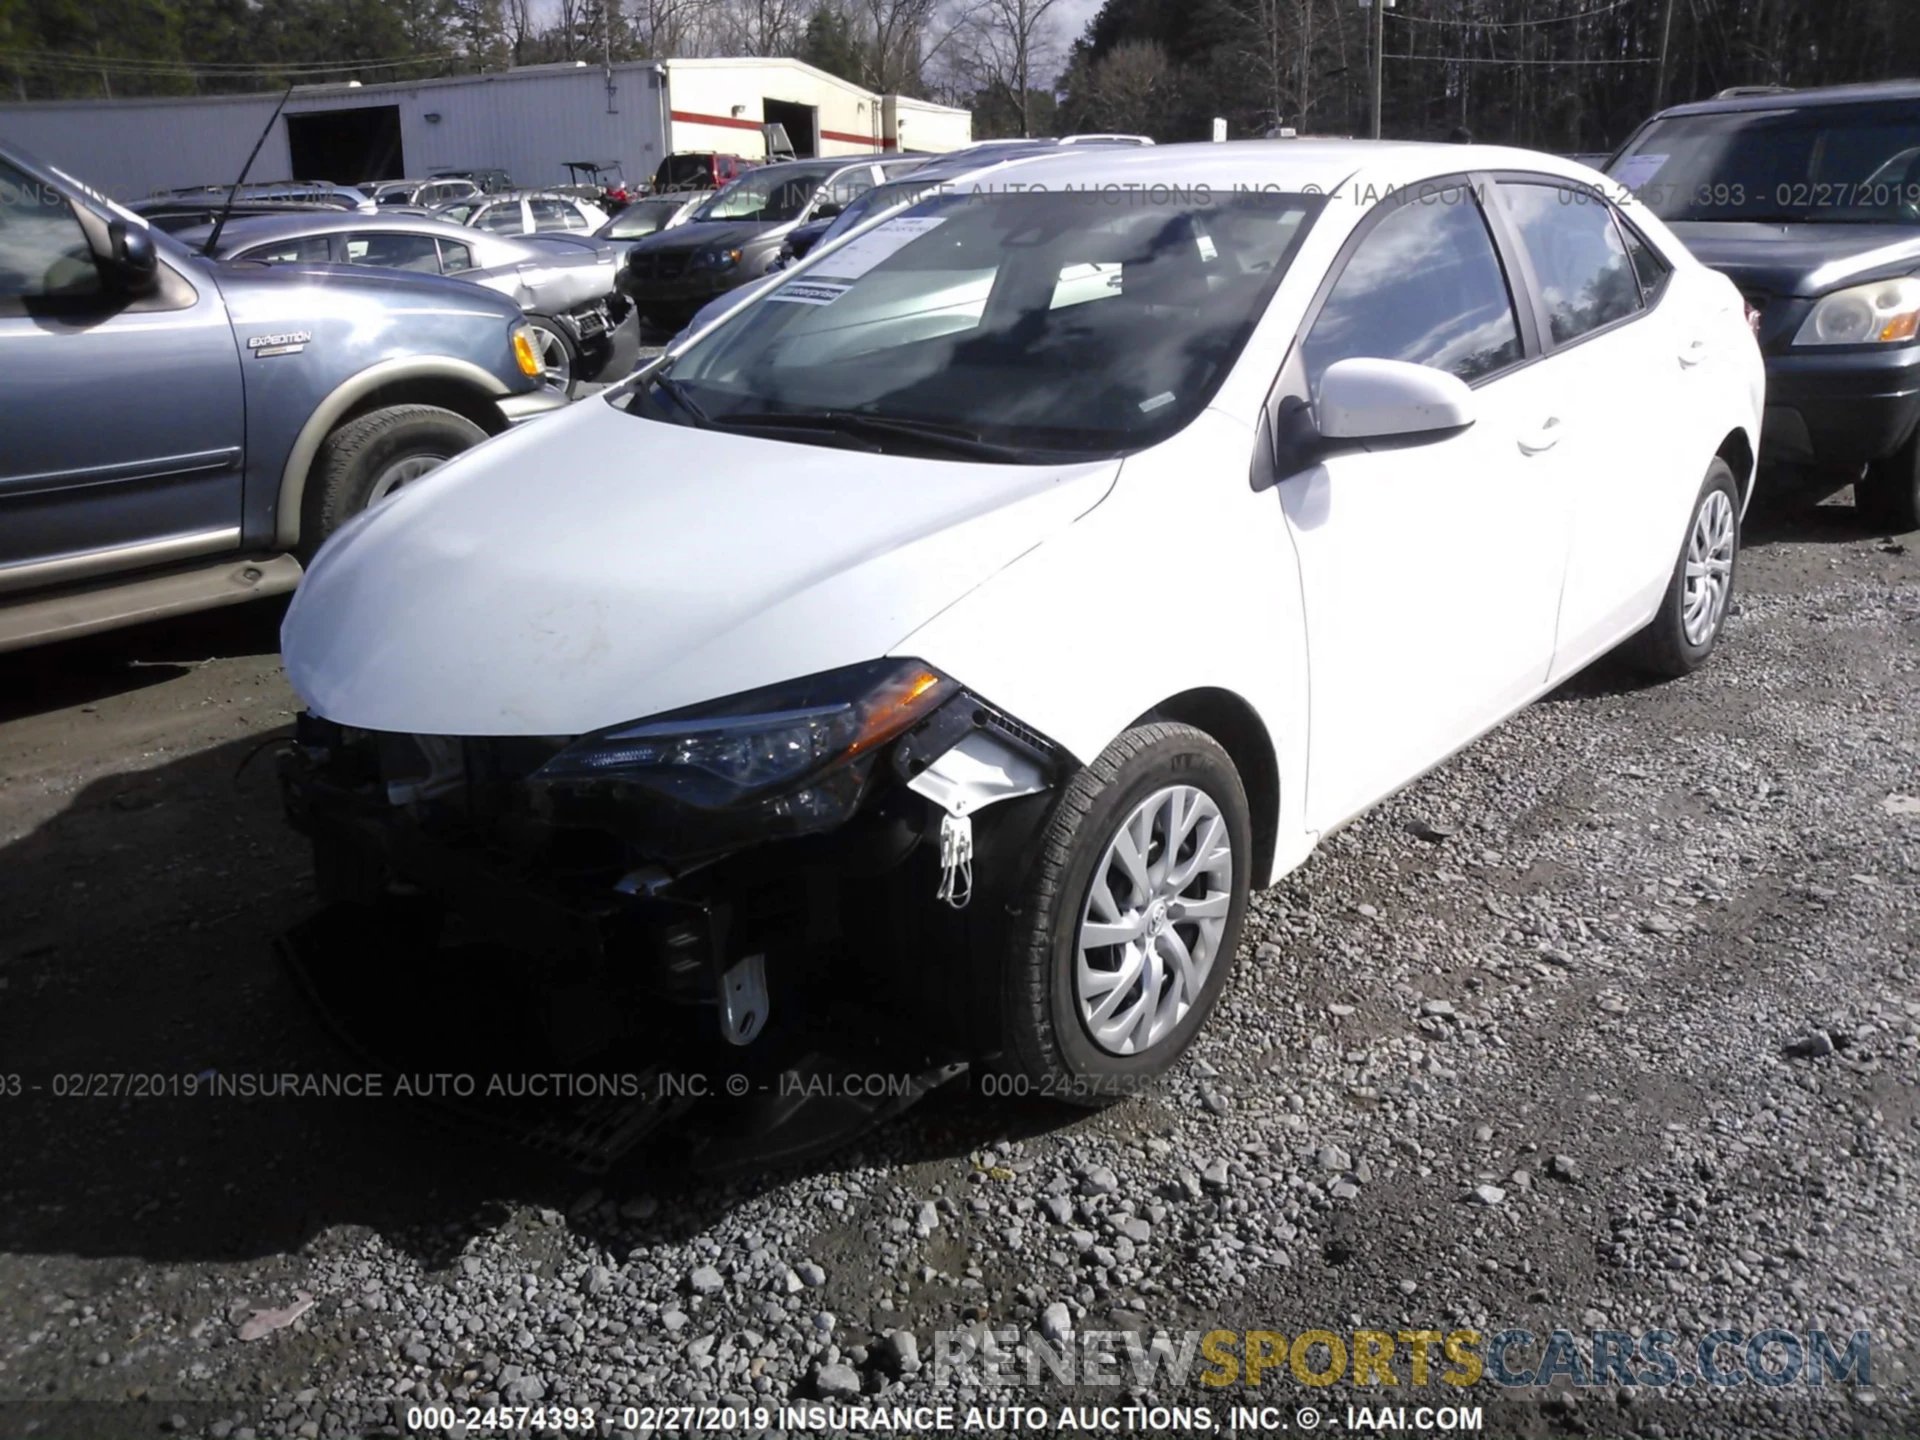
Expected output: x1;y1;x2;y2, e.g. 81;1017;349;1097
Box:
1858;430;1920;534
999;724;1251;1105
302;404;486;559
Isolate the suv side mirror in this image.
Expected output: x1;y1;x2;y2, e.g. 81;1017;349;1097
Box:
105;220;159;297
1254;358;1476;491
811;199;844;220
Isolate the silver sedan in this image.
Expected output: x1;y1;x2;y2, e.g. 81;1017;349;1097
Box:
184;211;637;397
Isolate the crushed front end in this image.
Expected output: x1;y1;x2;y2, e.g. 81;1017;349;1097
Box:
276;659;1070;1085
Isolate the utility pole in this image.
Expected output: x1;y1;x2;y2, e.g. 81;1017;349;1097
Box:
1369;0;1386;140
602;0;618;113
1655;0;1676;109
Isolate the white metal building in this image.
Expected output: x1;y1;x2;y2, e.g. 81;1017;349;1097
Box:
0;57;971;200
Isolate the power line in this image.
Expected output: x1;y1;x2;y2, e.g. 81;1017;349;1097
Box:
0;47;461;77
1387;0;1635;28
1387;51;1660;63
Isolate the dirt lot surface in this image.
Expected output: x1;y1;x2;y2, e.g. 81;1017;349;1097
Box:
0;498;1914;1440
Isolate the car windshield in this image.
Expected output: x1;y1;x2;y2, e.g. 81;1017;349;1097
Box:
1609;97;1920;223
623;188;1323;460
605;198;685;238
693;165;840;224
817;180;925;248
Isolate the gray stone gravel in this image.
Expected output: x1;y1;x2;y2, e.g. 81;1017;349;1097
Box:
0;506;1914;1438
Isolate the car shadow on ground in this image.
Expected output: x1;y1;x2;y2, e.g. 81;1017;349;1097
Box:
0;725;1086;1274
0;600;289;725
1743;490;1909;550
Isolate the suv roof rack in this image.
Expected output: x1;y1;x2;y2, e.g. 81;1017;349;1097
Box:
1712;84;1795;98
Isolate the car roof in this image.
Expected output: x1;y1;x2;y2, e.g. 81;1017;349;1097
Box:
1648;77;1920;119
186;210;506;252
843;138;1598;197
467;189;595;202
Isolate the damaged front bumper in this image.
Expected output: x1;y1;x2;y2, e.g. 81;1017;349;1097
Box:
275;665;1070;1063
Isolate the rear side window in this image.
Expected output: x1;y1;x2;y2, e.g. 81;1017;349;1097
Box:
342;232;442;272
476;203;525;233
1301;190;1522;390
241;235;333;264
1497;181;1642;345
439;240;475;274
529;198;572;232
1618;219;1672;304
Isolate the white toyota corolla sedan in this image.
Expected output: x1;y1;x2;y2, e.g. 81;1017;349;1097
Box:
279;141;1763;1101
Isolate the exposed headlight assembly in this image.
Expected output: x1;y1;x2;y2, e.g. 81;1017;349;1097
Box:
1792;276;1920;346
533;659;953;845
691;247;742;271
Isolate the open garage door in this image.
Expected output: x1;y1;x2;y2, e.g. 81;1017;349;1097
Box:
286;106;404;184
762;98;817;157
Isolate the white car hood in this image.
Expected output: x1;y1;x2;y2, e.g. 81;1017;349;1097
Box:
281;396;1120;736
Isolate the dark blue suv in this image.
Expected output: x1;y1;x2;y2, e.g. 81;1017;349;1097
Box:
1608;80;1920;529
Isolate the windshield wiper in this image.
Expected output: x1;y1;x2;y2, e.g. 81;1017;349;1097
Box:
707;409;1050;461
647;369;711;428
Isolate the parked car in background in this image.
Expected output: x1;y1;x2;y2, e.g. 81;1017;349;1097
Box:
186;212;636;397
133;196;348;234
133;182;375;230
276;140;1762;1099
374;177;482;209
0;142;560;654
651;152;757;193
1608;79;1920;529
678;140;1146;336
431;166;515;194
435;189;609;238
594;191;706;255
617;154;921;330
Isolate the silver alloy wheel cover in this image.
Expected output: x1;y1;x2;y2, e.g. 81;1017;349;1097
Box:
367;454;448;505
525;322;572;393
1075;784;1235;1056
1683;488;1736;647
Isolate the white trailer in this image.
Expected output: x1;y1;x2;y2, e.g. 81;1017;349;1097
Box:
0;59;971;202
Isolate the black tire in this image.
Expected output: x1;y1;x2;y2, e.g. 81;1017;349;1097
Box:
523;314;581;398
1001;723;1252;1106
1858;430;1920;534
1623;457;1741;678
301;404;486;560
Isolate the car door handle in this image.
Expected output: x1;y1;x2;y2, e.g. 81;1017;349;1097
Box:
1517;416;1563;454
1678;337;1709;366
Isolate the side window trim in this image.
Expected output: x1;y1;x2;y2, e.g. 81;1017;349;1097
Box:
1488;169;1653;355
1287;171;1539;394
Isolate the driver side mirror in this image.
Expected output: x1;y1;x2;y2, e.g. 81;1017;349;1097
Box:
104;219;159;298
811;199;844;220
1253;357;1477;491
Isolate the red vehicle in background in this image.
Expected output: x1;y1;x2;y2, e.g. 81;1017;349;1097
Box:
650;152;759;193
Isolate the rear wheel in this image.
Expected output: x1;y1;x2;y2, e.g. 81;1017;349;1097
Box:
1000;724;1251;1105
1622;458;1740;678
1858;430;1920;534
301;404;486;560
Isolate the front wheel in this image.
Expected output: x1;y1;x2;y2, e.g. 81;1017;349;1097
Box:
522;314;580;398
301;404;486;560
1622;457;1740;678
1000;724;1252;1105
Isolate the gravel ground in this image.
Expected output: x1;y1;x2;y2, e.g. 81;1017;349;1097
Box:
0;496;1914;1440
